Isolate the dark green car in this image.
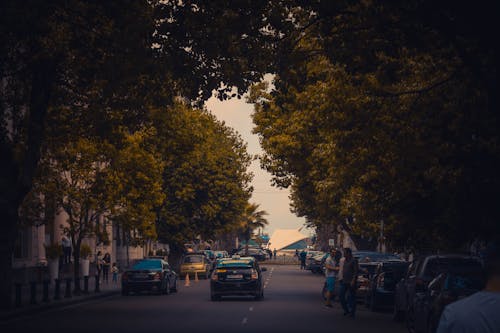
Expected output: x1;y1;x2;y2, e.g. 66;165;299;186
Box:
210;256;266;301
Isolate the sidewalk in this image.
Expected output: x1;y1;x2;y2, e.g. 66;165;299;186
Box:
2;264;122;321
1;279;120;321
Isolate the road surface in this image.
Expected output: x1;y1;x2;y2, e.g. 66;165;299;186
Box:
1;264;406;333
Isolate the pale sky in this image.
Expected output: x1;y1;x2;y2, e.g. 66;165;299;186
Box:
205;95;307;236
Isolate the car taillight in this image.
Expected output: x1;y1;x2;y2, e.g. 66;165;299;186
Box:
153;272;161;281
251;269;258;280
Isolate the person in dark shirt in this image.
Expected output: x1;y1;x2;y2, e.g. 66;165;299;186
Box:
339;248;358;318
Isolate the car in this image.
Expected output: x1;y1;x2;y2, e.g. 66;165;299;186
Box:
354;251;401;262
412;261;484;333
213;250;229;259
180;253;212;279
365;260;410;311
356;261;380;301
121;258;177;295
210;255;267;301
237;248;267;261
306;252;328;274
394;254;482;331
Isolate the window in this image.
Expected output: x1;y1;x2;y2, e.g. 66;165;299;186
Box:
14;228;30;259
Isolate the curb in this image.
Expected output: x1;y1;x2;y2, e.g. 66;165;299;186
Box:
0;290;120;321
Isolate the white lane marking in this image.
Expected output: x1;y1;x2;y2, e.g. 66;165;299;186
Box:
249;306;254;312
242;317;248;325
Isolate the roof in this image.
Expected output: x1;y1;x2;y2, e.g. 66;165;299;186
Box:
268;229;308;251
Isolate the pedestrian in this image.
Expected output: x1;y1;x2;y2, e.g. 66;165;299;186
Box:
339;247;358;318
273;248;277;259
96;251;103;281
102;252;111;283
436;240;500;333
295;249;299;259
299;249;307;270
61;235;72;265
111;262;119;283
324;248;339;307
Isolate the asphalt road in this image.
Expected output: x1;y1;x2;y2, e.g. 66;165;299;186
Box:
1;264;406;333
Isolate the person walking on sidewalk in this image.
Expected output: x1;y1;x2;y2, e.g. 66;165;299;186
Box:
339;248;359;318
324;248;339;307
102;252;111;283
96;251;103;281
299;249;307;270
111;263;119;283
61;236;72;265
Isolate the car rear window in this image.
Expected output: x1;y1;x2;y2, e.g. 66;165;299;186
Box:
183;255;204;263
217;260;253;268
132;260;162;270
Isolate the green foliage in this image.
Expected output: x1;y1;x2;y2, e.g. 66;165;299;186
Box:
152;103;254;249
80;244;92;259
251;2;500;251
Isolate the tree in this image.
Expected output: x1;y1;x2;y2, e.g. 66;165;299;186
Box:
150;103;254;262
1;0;280;308
238;203;268;256
251;2;500;251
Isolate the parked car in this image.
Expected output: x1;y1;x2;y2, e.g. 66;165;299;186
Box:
365;260;410;311
357;261;381;301
121;258;177;295
354;251;401;262
393;254;482;331
213;250;229;259
412;262;484;333
210;256;267;301
237;247;267;261
306;252;328;274
180;253;212;279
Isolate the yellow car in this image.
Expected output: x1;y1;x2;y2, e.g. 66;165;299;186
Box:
180;253;211;279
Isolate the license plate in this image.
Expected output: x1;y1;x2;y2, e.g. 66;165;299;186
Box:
134;273;148;279
226;274;243;279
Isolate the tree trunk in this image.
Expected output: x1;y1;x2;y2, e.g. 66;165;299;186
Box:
0;59;55;309
73;238;82;293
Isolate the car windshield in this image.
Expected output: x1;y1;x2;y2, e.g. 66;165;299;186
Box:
132;260;162;270
183;255;204;263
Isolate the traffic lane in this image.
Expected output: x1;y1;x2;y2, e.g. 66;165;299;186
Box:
0;266;406;333
0;273;268;333
242;265;407;333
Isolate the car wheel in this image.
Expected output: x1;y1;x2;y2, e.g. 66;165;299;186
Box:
255;290;264;301
171;278;177;293
164;280;171;295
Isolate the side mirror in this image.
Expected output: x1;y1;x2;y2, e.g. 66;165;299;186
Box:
261;267;267;272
